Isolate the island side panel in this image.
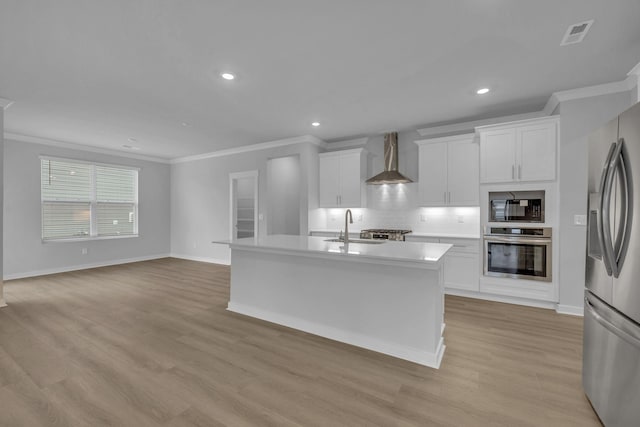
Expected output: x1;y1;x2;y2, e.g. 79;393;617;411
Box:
228;248;444;368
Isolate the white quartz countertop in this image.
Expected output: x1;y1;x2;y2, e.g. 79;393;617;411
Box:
216;235;452;267
409;232;480;239
309;229;480;239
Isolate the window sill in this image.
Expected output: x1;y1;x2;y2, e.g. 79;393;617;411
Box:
42;235;139;243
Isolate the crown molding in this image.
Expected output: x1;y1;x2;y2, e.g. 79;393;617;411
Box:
0;97;14;110
543;72;639;115
170;134;327;164
418;62;640;138
628;61;640;103
415;133;475;146
325;137;369;150
628;60;640;77
4;132;171;164
416;111;545;138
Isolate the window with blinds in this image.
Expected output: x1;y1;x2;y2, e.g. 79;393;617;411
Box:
41;158;138;240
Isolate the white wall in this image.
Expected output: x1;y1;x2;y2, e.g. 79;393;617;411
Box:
0;108;4;305
171;141;320;264
267;155;301;235
3;139;171;279
556;90;635;312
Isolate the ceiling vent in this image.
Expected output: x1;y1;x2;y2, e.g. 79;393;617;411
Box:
560;20;594;46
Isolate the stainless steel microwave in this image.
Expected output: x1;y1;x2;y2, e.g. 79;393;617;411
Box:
489;190;545;223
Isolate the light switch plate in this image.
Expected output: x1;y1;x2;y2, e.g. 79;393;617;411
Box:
574;214;587;226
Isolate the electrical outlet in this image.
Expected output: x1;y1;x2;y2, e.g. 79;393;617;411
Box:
258;213;264;221
574;214;587;226
357;214;363;222
420;214;427;222
81;248;88;255
192;242;197;249
457;216;464;223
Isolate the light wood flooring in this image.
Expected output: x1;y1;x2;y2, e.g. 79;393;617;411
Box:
0;258;601;426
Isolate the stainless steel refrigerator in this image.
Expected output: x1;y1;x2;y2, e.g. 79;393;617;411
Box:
585;101;640;426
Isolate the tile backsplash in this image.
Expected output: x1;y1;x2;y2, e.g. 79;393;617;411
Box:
316;183;480;235
322;206;480;235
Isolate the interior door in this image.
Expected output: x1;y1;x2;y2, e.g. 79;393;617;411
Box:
613;102;640;324
586;117;619;305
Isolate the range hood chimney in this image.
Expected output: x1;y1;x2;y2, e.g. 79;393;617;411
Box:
366;132;413;185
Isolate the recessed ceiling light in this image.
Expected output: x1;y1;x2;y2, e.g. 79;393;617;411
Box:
311;122;320;127
221;73;235;80
127;137;137;143
476;88;490;95
122;144;141;151
181;121;190;127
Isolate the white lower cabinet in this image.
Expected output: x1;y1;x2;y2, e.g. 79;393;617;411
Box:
443;252;479;291
406;236;480;292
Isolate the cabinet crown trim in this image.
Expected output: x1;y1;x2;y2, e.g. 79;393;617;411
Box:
319;148;365;157
415;133;476;146
475;116;559;132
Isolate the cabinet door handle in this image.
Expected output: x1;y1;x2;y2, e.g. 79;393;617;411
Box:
444;192;447;204
512;165;515;179
518;165;521;179
448;192;451;203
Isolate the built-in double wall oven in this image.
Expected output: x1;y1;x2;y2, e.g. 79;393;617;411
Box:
484;226;552;282
484;190;551;282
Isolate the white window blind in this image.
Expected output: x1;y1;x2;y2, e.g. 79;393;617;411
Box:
41;158;138;241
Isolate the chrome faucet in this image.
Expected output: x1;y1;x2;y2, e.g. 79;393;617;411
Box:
344;209;353;245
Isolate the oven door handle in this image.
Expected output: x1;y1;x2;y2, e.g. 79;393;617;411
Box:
483;236;551;244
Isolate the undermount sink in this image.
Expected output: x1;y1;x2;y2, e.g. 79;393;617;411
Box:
324;238;386;245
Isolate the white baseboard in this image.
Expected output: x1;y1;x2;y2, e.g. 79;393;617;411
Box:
445;288;558;310
169;253;230;265
555;304;584;317
227;301;445;369
0;298;6;308
3;253;171;281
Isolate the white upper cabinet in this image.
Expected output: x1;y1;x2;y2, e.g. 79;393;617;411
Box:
319;148;365;208
415;134;479;206
478;117;558;183
417;142;448;205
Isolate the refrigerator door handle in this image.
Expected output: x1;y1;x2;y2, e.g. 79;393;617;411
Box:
603;139;627;277
586;294;640;349
613;137;631;277
598;143;617;276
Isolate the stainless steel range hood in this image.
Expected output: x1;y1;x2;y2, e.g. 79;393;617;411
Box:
366;132;413;185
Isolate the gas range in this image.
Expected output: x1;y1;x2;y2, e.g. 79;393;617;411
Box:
359;229;412;241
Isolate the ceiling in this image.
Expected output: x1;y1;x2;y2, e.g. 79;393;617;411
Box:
1;1;639;160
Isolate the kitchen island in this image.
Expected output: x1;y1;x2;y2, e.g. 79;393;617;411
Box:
223;235;452;368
